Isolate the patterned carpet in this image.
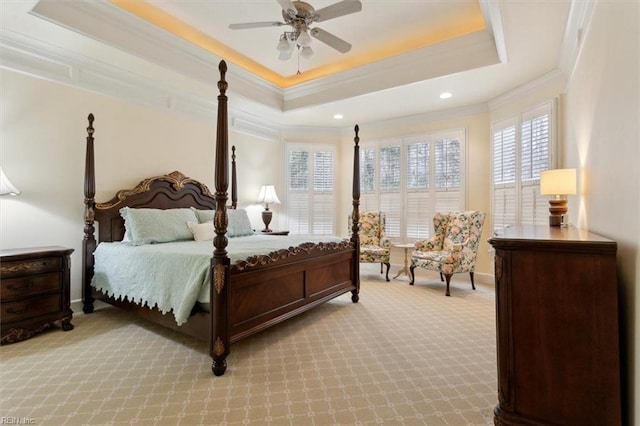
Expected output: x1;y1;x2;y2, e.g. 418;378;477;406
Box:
0;265;497;425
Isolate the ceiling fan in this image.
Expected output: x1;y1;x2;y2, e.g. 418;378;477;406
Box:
229;0;362;60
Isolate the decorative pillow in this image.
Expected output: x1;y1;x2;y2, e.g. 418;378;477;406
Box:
187;221;215;241
191;207;215;224
120;207;198;245
190;208;254;237
228;209;254;237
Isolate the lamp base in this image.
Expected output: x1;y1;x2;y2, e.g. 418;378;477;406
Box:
548;199;568;227
261;209;273;233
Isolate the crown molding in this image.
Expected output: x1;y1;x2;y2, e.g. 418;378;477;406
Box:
284;30;501;111
558;0;597;83
0;28;283;142
487;69;566;111
29;0;283;112
1;29;216;118
359;102;489;134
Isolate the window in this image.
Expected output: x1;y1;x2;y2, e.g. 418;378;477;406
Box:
285;144;336;235
491;101;555;232
360;130;466;242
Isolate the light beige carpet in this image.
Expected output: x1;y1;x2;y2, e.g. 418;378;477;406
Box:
1;265;497;425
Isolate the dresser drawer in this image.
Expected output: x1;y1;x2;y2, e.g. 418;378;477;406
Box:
2;294;62;323
0;273;62;300
0;257;62;278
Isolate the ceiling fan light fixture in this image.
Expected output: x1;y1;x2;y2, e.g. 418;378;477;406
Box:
297;30;312;48
277;34;292;52
300;46;314;58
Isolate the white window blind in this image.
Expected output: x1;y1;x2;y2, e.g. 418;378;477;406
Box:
286;144;337;235
360;129;466;243
491;101;554;231
359;146;378;213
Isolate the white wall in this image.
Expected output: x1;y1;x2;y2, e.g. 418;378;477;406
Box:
562;1;639;422
0;69;282;302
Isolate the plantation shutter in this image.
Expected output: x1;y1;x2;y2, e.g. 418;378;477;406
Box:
286;145;336;235
492;122;517;231
312;151;334;234
287;149;310;234
434;137;462;213
359;146;377;213
379;144;401;239
406;141;430;239
520;106;551;225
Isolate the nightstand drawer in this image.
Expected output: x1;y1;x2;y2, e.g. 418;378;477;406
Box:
0;257;62;278
1;273;62;300
2;294;62;323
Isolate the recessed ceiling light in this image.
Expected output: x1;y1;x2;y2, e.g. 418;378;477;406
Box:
440;92;452;99
333;114;344;120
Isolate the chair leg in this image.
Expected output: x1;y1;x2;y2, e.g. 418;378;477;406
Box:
470;272;476;290
380;263;383;274
384;262;390;282
444;273;453;296
439;273;444;282
409;265;415;285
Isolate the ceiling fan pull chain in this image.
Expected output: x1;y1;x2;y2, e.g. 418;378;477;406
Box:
297;46;302;75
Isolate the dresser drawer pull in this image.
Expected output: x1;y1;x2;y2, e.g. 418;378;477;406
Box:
7;281;35;291
7;306;29;315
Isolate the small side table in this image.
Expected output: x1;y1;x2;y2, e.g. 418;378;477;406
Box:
393;243;414;279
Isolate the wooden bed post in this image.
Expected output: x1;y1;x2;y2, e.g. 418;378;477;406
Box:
82;113;96;314
211;60;231;376
230;145;237;209
351;124;361;303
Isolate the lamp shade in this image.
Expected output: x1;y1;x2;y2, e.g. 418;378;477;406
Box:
256;185;281;205
540;168;576;196
0;167;20;195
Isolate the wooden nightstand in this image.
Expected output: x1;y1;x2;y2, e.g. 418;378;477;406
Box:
1;246;74;344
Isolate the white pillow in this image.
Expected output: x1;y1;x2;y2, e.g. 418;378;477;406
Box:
187;221;215;241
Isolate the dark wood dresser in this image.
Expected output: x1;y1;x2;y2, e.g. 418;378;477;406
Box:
488;226;621;425
1;246;74;344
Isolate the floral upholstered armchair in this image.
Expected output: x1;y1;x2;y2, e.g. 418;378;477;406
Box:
409;211;485;296
355;211;391;281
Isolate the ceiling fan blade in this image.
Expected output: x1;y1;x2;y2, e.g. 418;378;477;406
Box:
229;21;284;30
313;0;362;23
310;27;352;53
277;0;297;18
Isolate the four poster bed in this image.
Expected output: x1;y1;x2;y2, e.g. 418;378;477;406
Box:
82;60;363;376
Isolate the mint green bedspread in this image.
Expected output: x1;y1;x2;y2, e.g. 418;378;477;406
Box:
91;235;344;325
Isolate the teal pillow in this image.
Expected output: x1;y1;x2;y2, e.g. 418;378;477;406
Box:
191;207;215;223
191;208;254;237
120;207;198;245
228;209;254;237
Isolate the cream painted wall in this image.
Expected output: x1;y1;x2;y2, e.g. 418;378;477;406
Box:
338;110;493;281
0;69;283;302
562;1;639;423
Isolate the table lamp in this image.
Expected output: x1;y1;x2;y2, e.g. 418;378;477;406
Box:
256;184;280;232
540;168;576;227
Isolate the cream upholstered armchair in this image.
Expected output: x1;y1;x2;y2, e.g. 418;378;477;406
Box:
355;211;391;281
409;211;485;296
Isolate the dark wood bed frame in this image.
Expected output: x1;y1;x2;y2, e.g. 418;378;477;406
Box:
82;60;362;376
